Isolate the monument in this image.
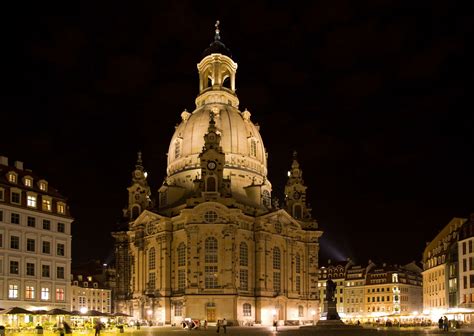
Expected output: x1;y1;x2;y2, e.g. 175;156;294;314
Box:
320;278;341;321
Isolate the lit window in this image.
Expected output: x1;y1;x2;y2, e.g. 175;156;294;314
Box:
8;173;17;183
26;286;35;299
8;284;19;298
57;203;65;214
243;303;251;316
56;288;65;301
177;243;186;267
24;178;33;187
39;181;47;191
27;195;37;207
42;199;51;211
41;287;50;300
205;265;218;288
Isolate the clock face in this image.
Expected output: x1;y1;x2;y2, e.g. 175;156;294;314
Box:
134;170;142;178
293;191;301;200
207;161;217;170
208;132;216;142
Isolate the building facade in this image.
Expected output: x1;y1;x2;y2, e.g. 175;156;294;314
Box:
0;156;73;311
457;214;474;322
70;274;111;314
112;27;323;326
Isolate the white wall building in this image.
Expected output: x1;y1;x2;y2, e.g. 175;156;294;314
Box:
70;275;111;314
0;156;73;311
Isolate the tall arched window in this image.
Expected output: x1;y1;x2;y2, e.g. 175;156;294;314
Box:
206;177;216;192
177;243;186;267
273;247;281;270
148;247;155;270
295;253;301;274
243;303;252;316
205;237;218;288
293;204;302;219
240;242;248;266
205;237;218;263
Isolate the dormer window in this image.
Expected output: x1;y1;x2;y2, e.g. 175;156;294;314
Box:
57;202;66;214
7;172;17;183
42;197;52;211
24;177;33;187
38;180;48;192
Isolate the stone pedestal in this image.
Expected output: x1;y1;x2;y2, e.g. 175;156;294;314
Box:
320;299;340;321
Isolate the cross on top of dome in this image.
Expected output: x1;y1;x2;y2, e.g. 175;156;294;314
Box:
202;20;232;58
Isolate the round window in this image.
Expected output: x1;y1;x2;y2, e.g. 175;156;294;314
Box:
204;211;218;223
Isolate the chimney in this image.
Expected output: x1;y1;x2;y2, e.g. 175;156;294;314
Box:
0;156;8;166
14;161;24;170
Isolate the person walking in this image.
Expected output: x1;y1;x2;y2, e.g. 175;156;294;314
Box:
438;317;443;330
94;322;102;336
216;320;220;333
222;318;227;333
443;316;449;331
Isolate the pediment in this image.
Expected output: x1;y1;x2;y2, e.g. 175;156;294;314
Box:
131;210;167;228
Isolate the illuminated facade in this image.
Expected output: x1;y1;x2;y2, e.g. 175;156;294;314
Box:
457;214;474;322
422;217;465;317
70;275;111;314
0;156;73;311
112;25;322;326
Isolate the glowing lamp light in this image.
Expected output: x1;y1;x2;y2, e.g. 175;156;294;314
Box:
147;309;153;316
287;171;291;177
271;309;277;317
144;172;148;178
311;310;316;316
80;307;88;314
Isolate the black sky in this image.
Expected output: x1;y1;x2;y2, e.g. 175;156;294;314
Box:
2;1;473;267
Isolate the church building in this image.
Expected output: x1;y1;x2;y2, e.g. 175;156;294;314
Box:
112;23;323;326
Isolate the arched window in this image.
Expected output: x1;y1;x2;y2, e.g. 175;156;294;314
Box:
205;237;218;263
293;204;302;219
243;303;252;316
240;242;248;266
273;247;281;270
175;302;183;316
250;139;257;157
148;247;156;270
298;305;304;317
131;205;140;219
295;253;301;274
177;243;186;267
206;177;216;192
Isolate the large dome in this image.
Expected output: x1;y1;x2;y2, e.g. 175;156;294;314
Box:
163;51;271;207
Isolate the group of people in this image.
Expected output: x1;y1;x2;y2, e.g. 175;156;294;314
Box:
438;316;449;331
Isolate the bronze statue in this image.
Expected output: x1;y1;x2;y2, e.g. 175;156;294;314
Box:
326;278;337;302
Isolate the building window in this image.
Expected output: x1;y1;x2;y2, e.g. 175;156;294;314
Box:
240;242;248;266
204;211;218;223
148;272;155;289
42;241;51;254
177;243;186;266
43;220;51;230
24;177;33;187
57;266;65;279
464;242;467;255
42;199;52;211
42;265;50;277
178;269;186;290
39;181;47;191
250;139;257;157
470;257;474;271
57;203;65;214
11;191;20;204
27;238;35;252
470;240;473;254
174;302;183;316
273;247;281;270
205;237;218;263
10;236;19;249
26;263;35;276
26;286;35;299
174;140;181;159
56;288;65;301
262;190;271;208
0;210;3;222
296;275;301;293
243;303;252;316
298;305;304;317
41;287;50;300
274;221;282;233
11;213;20;224
205;265;218;288
27;195;37;208
295;253;301;273
27;216;36;227
0;233;2;247
206;177;216;192
57;222;65;233
10;261;19;274
148;247;155;270
240;269;249;290
57;243;65;256
0;188;4;201
8;173;17;183
8;284;19;298
273;272;281;292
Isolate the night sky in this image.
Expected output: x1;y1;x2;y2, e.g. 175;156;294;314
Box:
2;1;473;267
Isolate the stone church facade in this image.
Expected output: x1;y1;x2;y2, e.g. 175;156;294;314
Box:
112;25;323;326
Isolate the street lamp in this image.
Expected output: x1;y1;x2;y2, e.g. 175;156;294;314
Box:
272;309;277;331
80;307;88;314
